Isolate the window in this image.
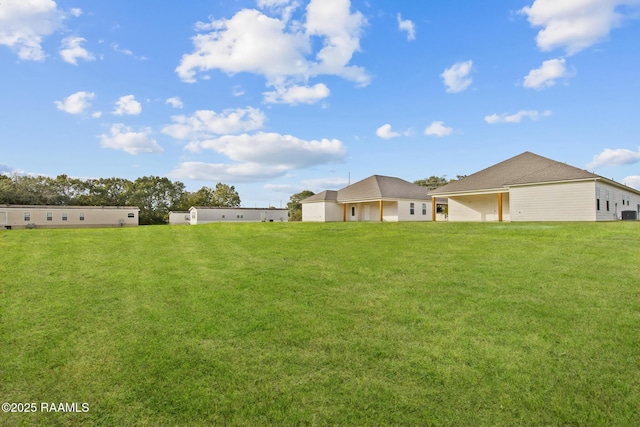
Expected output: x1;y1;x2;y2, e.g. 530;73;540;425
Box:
62;212;68;221
24;212;30;221
422;203;427;215
351;207;355;217
47;212;52;221
127;213;135;218
79;212;85;221
222;215;225;219
596;199;600;211
191;212;196;219
596;188;601;210
605;190;610;211
410;203;415;215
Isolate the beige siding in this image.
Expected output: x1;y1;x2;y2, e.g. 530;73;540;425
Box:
595;182;640;221
510;181;595;221
0;206;139;229
302;202;342;222
448;193;507;222
169;211;191;225
397;200;431;221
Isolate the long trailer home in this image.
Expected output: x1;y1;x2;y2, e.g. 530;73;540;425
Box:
0;205;140;229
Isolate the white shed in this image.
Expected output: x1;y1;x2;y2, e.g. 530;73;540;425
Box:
168;211;191;225
188;207;288;224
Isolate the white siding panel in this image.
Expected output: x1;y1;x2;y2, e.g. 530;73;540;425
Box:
397;200;431;221
302;202;326;222
510;181;595;221
595;182;640;221
192;208;288;223
448;194;503;222
302;202;342;222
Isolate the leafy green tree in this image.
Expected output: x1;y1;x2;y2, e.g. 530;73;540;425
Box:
414;176;449;190
287;190;314;221
211;183;241;207
130;176;186;225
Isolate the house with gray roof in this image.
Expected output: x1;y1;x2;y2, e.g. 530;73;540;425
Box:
302;175;447;222
429;152;640;222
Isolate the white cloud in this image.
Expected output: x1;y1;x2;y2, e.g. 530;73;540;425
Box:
397;14;416;41
257;0;300;22
111;42;133;56
165;96;184;109
91;111;102;118
169;162;287;183
376;124;400;139
484;110;552;124
192;132;346;169
265;176;348;193
587;147;640;169
169;132;346;182
176;9;310;83
263;83;330;104
69;8;82;17
112;95;142;116
232;85;246;97
302;176;349;190
162;107;266;141
0;0;68;61
176;0;369;104
59;36;95;65
523;58;573;89
424;121;453;137
55;91;95;114
623;176;640;190
99;124;163;155
441;60;473;93
520;0;640;55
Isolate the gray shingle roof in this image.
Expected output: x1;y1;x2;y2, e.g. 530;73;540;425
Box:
301;190;338;203
337;175;430;202
430;152;600;194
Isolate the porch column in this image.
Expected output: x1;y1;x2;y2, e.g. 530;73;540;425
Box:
432;198;437;222
379;200;383;222
498;193;503;222
343;203;346;222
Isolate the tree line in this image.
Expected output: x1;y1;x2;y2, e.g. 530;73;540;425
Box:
1;174;460;224
0;174;241;225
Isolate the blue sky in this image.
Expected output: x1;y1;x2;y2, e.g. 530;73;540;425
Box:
1;0;639;207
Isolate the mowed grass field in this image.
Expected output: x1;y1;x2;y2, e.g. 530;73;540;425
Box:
1;222;638;426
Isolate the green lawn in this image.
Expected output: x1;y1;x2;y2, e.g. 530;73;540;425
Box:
1;222;638;426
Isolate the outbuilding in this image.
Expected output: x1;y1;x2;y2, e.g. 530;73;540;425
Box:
429;152;640;222
188;207;288;224
0;205;140;229
168;211;191;225
302;175;447;222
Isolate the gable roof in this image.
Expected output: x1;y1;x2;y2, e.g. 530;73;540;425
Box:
430;152;600;195
301;190;338;203
337;175;430;202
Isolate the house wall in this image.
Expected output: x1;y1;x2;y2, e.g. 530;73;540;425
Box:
0;206;139;229
510;181;596;221
302;202;342;222
169;211;190;225
190;208;288;224
448;193;510;222
594;181;640;221
397;200;431;221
